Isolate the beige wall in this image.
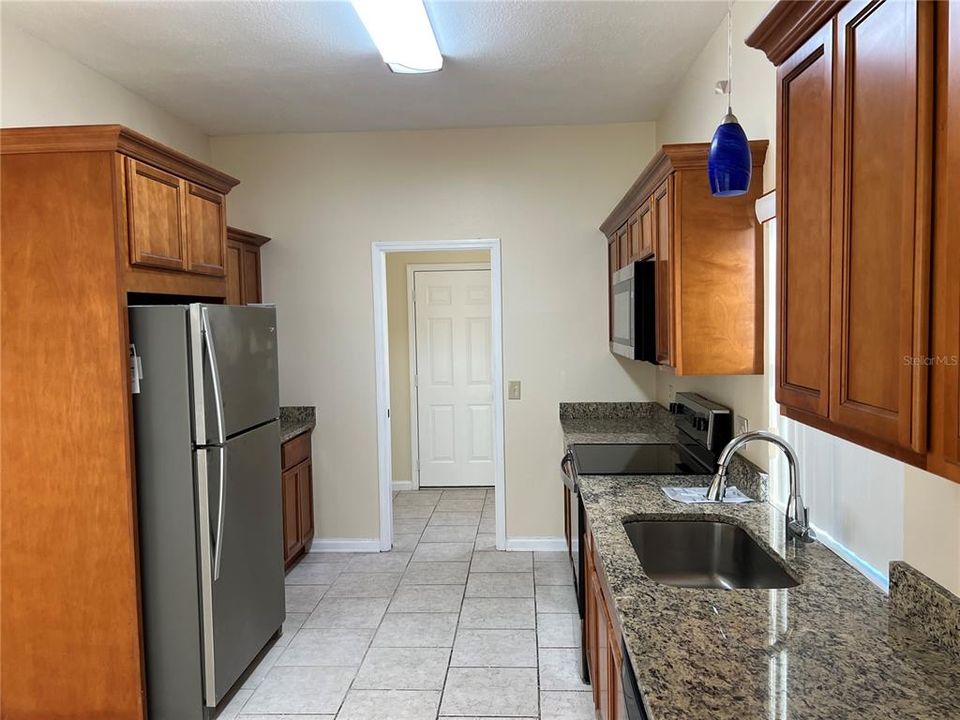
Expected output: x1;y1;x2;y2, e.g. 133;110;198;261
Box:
0;22;210;160
903;466;960;595
386;250;490;485
211;122;659;541
652;0;776;469
654;0;960;595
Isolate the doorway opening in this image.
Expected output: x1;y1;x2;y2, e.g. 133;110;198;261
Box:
371;240;506;552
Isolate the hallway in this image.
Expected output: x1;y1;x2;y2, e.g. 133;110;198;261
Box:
218;488;592;719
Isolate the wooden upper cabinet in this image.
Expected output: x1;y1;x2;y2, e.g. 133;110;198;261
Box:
608;237;618;341
226;226;270;305
930;0;960;479
617;225;629;268
626;211;640;262
626;202;654;262
777;22;835;418
80;125;239;296
828;0;933;452
125;158;186;271
225;241;243;304
184;182;227;276
749;0;941;465
242;245;262;303
600;142;767;375
652;177;674;367
638;198;654;259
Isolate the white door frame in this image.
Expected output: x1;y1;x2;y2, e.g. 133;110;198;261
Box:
406;262;492;491
371;240;506;551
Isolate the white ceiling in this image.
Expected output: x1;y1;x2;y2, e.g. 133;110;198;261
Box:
3;1;727;135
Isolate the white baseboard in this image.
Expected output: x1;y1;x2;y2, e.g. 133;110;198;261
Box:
309;538;381;553
504;537;567;552
392;480;414;492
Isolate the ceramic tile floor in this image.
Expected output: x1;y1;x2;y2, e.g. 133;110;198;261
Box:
217;487;592;720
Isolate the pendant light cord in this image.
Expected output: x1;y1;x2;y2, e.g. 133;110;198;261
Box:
726;0;734;115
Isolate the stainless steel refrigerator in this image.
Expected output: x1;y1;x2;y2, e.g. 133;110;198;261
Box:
129;303;284;720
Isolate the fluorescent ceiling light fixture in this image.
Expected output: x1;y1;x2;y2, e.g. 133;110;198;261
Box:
352;0;443;74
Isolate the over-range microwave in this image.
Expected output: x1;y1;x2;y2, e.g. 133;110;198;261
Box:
610;260;656;363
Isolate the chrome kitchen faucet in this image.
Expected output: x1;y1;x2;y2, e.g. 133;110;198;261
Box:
706;430;814;543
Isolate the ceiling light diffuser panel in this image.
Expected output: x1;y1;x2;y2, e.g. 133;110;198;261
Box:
351;0;443;74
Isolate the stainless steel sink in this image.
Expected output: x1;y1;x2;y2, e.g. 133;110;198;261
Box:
623;519;799;590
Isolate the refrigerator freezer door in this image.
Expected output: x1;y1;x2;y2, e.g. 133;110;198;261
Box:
198;419;284;706
191;304;280;444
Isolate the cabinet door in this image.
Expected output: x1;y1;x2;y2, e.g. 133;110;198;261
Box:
653;177;675;366
829;0;933;451
608;624;623;720
125;158;185;270
627;211;641;262
933;1;960;469
241;245;263;304
297;460;314;544
638;198;654;259
225;240;243;305
608;237;618;341
617;225;629;269
584;538;599;708
776;23;835;417
282;466;301;561
184;182;227;276
594;571;610;720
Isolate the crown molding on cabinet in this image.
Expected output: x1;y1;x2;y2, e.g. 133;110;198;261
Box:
745;0;848;66
600;141;768;238
1;124;240;194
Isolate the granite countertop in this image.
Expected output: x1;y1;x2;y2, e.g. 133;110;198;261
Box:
279;406;315;443
561;404;960;719
560;401;678;445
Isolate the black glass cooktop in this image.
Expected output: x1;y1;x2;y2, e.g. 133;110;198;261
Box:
571;443;710;476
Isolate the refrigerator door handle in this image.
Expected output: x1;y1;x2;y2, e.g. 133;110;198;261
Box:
201;307;227;445
213;445;227;581
195;449;218;705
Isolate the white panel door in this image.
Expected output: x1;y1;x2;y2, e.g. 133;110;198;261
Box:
414;269;494;487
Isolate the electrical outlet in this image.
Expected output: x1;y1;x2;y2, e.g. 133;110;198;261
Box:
735;415;749;435
508;381;521;400
667;383;675;403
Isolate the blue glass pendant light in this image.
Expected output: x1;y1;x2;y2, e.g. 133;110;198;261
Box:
707;3;752;197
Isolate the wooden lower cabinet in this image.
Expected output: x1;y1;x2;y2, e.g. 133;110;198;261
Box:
584;516;626;720
282;466;301;558
298;459;315;543
226;226;270;305
281;430;315;569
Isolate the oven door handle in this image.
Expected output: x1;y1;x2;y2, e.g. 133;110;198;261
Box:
560;452;576;492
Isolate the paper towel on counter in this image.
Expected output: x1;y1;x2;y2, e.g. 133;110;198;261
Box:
661;486;754;504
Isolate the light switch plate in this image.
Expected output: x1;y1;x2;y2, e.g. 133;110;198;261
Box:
735;415;749;435
508;381;521;400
